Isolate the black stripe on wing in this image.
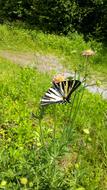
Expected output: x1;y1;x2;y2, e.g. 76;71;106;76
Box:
66;80;81;101
41;79;81;106
53;81;66;96
41;86;64;106
53;80;81;99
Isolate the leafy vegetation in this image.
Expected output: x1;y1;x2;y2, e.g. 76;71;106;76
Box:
0;24;107;78
0;56;107;189
0;24;107;189
0;0;107;41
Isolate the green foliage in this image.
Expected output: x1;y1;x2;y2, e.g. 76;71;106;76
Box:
0;24;107;77
0;58;107;189
0;0;107;41
0;25;107;189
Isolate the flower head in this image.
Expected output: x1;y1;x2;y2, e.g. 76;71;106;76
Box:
52;72;73;84
52;73;65;83
0;180;7;186
82;49;95;57
83;128;90;135
20;177;28;185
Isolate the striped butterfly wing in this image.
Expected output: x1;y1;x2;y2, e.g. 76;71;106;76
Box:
41;80;81;106
66;80;81;101
53;80;81;101
41;85;64;106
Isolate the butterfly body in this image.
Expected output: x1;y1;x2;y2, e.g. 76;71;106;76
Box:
41;80;81;106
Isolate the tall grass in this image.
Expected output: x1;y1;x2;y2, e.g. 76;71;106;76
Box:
0;55;107;189
0;24;107;189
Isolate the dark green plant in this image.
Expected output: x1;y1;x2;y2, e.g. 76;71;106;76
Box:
0;0;107;41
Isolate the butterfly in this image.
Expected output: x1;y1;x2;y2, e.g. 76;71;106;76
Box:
41;80;81;106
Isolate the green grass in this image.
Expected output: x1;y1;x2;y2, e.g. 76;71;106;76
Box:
0;57;107;190
0;24;107;189
0;23;107;78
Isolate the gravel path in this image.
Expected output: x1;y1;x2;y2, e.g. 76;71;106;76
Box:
0;50;107;99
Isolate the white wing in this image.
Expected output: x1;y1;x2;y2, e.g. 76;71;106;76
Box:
41;80;81;106
41;86;64;106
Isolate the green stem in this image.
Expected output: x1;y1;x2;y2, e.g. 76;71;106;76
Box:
67;85;85;142
39;118;44;147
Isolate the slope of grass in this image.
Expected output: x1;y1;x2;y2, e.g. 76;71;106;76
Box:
0;57;107;190
0;23;107;78
0;24;107;189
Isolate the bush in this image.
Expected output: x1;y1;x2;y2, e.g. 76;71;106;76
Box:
0;0;107;41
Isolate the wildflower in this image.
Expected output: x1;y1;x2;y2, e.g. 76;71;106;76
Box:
75;163;80;169
52;73;65;83
20;177;28;185
52;72;73;84
82;49;95;57
83;128;90;134
29;182;33;187
0;180;7;186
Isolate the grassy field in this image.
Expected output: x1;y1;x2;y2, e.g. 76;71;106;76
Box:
0;24;107;77
0;24;107;190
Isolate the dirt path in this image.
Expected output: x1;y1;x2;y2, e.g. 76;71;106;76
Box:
0;50;107;99
0;51;66;73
